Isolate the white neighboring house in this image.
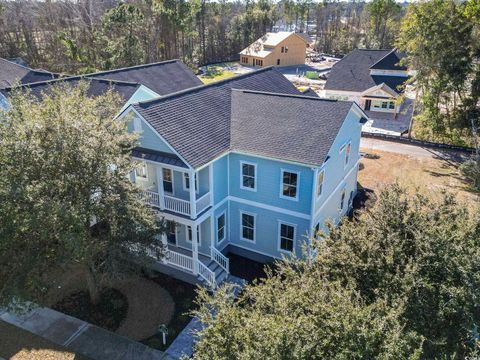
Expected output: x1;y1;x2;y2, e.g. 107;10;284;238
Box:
323;48;415;135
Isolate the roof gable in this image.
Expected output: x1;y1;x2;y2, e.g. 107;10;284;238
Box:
370;49;407;70
230;90;354;166
86;60;202;96
132;67;301;168
240;32;307;58
0;58;58;89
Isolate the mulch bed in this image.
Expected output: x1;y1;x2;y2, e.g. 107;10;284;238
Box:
52;288;128;332
141;273;197;351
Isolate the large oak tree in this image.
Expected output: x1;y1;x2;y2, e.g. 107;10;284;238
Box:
0;82;165;307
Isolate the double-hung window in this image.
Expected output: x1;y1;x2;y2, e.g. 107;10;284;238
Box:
281;170;299;200
217;212;226;243
162;168;173;193
316;170;324;197
279;223;295;252
241;212;255;241
241;162;256;190
345;143;351;166
340;188;346;211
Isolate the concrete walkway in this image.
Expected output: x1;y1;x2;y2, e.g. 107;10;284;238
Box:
165;275;247;359
0;307;167;360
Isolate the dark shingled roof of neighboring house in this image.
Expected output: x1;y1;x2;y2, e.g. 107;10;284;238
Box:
324;49;408;93
230;90;353;166
86;60;203;96
1;76;141;101
0;58;58;89
370;50;407;70
132;67;357;169
300;87;319;97
133;67;300;169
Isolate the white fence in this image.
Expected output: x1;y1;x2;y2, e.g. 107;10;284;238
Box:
143;190;160;207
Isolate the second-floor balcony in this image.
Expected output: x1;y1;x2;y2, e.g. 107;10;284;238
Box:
143;189;211;218
131;148;212;219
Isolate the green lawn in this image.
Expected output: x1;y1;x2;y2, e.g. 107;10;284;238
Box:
199;65;237;84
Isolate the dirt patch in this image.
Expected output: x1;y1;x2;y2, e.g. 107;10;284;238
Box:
52;288;128;332
114;277;174;341
358;149;479;206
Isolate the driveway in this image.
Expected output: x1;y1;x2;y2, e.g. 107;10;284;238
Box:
360;137;468;162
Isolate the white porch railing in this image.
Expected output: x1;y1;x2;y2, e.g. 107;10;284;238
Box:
142;190;212;217
198;261;216;288
166;250;194;272
164;195;191;216
196;192;211;214
143;190;160;207
211;247;229;274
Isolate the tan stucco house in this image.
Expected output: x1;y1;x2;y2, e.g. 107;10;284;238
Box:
239;32;308;67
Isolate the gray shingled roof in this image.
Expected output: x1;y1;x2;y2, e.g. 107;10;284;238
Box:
231;90;353;166
301;87;319;97
132;67;355;168
133;67;300;169
370;50;407;70
1;76;141;101
0;58;58;89
324;49;408;93
86;60;202;96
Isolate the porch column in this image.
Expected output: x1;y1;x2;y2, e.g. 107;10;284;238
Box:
156;167;165;210
208;164;214;206
192;223;199;275
130;169;137;184
189;169;197;219
161;232;168;264
209;215;215;256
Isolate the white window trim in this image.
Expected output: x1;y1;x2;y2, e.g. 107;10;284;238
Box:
279;169;300;201
182;172;199;194
186;225;202;246
162;168;174;195
316;169;325;199
240;161;257;192
239;211;256;243
216;211;227;245
277;220;296;254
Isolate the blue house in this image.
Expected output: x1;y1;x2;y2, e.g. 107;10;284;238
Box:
119;66;367;286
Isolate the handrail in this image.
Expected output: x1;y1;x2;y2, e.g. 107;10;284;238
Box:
164;195;191;216
211;247;229;274
166;249;194;272
142;190;160;207
198;261;216;288
196;192;211;215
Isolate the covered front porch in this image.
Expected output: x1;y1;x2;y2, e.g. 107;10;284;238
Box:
131;148;213;218
155;214;230;288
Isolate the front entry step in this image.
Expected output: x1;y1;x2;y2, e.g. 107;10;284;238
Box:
197;259;228;287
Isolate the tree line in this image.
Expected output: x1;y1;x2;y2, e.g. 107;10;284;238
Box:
0;0;403;73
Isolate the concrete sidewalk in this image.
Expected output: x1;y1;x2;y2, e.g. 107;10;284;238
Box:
0;307;167;360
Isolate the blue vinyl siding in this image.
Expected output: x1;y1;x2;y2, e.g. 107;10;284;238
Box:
312;107;363;231
127;112;175;154
175;219;212;256
228;201;310;259
212;154;229;205
120;85;159;112
228;153;312;215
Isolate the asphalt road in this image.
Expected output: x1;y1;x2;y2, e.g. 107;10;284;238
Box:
360;137;469;162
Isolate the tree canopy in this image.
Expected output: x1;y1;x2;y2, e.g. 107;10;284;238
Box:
193;185;480;359
0;82;165;307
